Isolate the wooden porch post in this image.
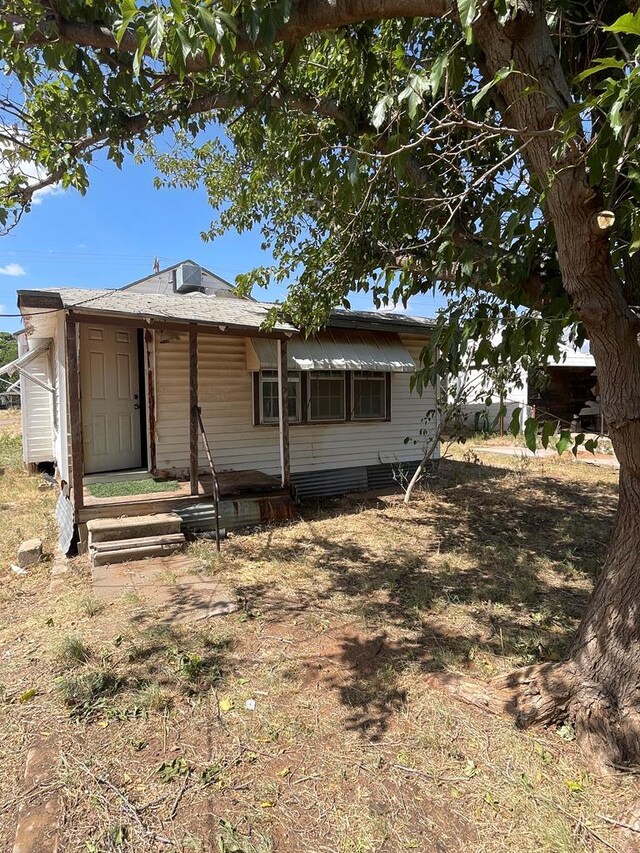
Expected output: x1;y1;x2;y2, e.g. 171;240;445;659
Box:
144;328;157;476
65;315;84;511
277;338;291;489
189;326;199;496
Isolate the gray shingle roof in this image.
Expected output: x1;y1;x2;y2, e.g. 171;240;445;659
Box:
17;288;436;336
329;308;436;333
18;288;296;334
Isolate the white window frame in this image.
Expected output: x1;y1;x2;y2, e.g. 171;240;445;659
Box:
308;370;346;422
351;371;387;421
259;370;301;424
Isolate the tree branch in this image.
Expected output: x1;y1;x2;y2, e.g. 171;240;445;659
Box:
8;1;454;73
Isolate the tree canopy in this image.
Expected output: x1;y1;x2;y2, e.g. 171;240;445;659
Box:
2;4;639;353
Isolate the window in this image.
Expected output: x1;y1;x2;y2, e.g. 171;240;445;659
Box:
259;370;300;424
352;371;387;420
309;371;346;421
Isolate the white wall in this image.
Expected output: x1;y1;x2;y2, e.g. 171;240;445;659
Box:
460;365;529;432
18;336;55;465
52;312;70;481
153;331;436;477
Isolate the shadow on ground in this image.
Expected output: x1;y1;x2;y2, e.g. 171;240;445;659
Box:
231;458;617;740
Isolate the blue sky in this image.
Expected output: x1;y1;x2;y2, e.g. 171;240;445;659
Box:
0;151;445;334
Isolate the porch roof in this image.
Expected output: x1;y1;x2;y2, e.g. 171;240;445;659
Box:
17;288;297;336
248;330;417;373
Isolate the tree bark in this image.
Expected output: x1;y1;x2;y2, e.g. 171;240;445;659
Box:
466;1;640;770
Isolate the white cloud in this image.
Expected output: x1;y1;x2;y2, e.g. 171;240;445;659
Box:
0;263;26;277
0;128;64;206
12;159;63;205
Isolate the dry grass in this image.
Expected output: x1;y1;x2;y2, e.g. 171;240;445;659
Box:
0;409;636;852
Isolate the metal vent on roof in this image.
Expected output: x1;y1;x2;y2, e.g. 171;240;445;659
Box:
174;263;204;293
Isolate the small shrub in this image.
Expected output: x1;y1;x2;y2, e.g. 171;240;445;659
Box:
58;636;92;667
56;668;121;715
136;682;174;713
77;595;105;617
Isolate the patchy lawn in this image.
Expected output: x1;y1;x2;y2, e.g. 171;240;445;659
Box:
0;410;636;852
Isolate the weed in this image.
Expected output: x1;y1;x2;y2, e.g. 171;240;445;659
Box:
0;433;22;468
156;757;189;782
462;448;483;466
56;668;121;715
135;682;173;713
77;595;105;617
57;635;92;667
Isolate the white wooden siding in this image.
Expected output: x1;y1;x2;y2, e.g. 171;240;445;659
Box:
19;337;54;464
154;331;435;477
51;311;70;481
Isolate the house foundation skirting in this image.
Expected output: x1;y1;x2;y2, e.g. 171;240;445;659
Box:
290;460;432;499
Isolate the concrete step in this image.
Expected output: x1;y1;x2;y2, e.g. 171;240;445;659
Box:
90;532;186;567
87;512;182;545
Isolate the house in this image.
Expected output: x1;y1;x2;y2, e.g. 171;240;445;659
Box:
463;341;599;434
13;261;436;559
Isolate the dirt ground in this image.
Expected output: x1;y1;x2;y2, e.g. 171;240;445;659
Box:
0;411;637;852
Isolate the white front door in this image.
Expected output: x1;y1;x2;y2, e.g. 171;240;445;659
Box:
80;324;143;474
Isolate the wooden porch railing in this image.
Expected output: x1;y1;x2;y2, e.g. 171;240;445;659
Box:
194;406;221;552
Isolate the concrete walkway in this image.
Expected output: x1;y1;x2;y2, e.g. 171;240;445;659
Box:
472;444;620;470
92;553;239;623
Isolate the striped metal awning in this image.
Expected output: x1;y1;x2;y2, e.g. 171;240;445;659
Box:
247;330;416;373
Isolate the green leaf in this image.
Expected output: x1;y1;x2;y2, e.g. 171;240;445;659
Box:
457;0;477;44
541;419;557;450
556;430;572;455
524;417;537;453
157;757;189;782
372;94;393;131
572;432;585;457
573;57;626;83
609;95;626;137
472;65;514;109
197;8;223;42
584;438;599;455
148;12;165;58
215;11;239;35
603;11;640;37
508;407;522;437
346;154;359;185
133;31;148;77
170;0;184;23
19;688;38;703
430;52;448;97
115;0;137;46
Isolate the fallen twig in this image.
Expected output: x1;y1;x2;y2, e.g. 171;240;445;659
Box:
168;770;191;820
598;813;640;834
70;757;174;846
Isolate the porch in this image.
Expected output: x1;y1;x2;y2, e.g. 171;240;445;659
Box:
77;469;295;553
61;299;295;538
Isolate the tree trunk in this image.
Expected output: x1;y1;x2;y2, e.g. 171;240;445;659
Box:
566;469;640;768
462;2;640;769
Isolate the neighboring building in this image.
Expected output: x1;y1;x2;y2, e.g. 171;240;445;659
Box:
14;261;437;553
463;342;598;434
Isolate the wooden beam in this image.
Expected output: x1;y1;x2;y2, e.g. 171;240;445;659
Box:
189;326;199;496
277;338;291;489
144;329;157;476
68;310;290;339
65;316;84;512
